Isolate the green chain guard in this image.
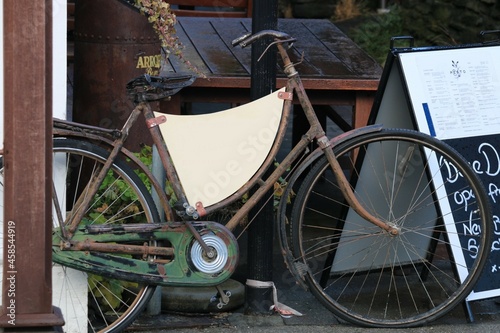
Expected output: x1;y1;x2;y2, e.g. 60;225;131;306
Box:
52;221;239;287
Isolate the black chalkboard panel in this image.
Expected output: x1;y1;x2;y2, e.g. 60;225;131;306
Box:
444;134;500;299
370;42;500;302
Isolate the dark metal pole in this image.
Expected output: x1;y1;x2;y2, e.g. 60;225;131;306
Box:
0;0;64;328
245;0;279;315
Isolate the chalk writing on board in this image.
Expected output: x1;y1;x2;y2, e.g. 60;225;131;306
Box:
377;44;500;302
443;135;500;295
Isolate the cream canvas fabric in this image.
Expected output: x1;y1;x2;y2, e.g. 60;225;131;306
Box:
155;88;285;207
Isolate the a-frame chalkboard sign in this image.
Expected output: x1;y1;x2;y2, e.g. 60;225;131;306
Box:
368;33;500;319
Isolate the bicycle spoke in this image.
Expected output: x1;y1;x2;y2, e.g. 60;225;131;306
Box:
49;139;159;332
290;129;491;327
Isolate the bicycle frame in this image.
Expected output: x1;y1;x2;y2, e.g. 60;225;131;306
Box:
47;30;496;329
137;40;393;234
52;35;395;281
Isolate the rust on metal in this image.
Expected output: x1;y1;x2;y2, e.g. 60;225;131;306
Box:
53;118;176;222
142;102;192;207
66;107;143;237
157;264;167;279
278;91;293;100
146;115;167;128
195;201;207;217
68;240;175;257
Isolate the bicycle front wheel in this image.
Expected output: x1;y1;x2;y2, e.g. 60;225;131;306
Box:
51;138;160;333
291;128;491;327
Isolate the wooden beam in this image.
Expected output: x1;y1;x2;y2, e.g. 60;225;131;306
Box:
0;0;64;328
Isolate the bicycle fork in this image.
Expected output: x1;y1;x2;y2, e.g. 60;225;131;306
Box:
319;138;399;236
276;41;398;236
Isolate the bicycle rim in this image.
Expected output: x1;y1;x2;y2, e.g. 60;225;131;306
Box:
291;129;491;327
51;138;159;332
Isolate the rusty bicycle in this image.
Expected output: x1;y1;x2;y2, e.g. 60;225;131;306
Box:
1;30;492;332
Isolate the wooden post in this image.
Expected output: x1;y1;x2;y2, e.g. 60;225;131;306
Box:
245;0;279;315
0;0;64;328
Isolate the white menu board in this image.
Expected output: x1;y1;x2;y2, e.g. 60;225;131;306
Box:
396;45;500;302
399;46;500;140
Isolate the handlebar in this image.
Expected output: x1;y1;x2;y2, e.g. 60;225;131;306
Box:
231;30;296;48
127;30;296;103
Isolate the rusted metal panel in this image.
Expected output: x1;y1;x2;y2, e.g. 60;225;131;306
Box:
68;240;175;257
73;0;161;152
52;221;239;287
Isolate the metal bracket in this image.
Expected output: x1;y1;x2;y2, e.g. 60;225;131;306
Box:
316;135;331;149
146;115;167;128
278;91;293;101
214;285;231;309
195;201;207;217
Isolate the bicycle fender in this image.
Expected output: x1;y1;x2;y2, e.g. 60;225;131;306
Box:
279;124;383;212
276;124;383;288
296;124;383;184
52;135;175;220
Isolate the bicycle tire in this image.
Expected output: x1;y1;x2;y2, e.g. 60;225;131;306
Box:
2;138;160;333
290;128;492;327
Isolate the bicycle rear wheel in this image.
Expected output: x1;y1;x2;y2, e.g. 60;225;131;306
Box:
290;128;491;327
45;139;159;332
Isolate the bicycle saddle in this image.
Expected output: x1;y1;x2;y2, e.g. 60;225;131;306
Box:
126;73;196;103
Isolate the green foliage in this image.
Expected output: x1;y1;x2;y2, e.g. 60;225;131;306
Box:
88;273;139;312
86;145;154;310
134;0;203;76
273;160;294;207
134;0;178;53
165;180;178;208
349;6;404;65
133;144;153;192
88;145;154;225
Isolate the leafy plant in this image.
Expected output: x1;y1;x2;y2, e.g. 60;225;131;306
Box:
133;0;202;76
88;273;139;313
133;144;153;191
334;0;365;21
85;145;154;310
349;6;404;65
134;1;179;55
87;145;154;225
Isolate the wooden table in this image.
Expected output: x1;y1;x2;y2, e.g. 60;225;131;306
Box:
162;17;382;130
